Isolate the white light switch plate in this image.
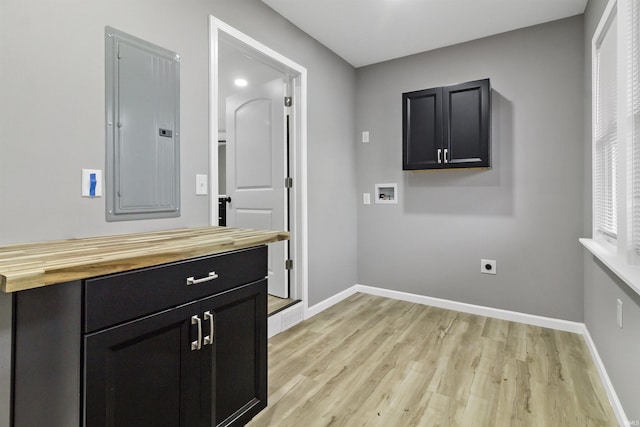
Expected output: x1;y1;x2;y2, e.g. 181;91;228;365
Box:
363;193;371;205
196;174;208;195
81;169;102;197
362;131;369;143
617;299;623;328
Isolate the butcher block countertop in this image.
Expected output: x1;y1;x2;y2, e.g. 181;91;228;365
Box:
0;226;289;293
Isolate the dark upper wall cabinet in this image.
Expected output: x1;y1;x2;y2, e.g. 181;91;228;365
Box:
403;79;491;170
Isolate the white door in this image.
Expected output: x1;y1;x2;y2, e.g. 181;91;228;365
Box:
226;78;288;298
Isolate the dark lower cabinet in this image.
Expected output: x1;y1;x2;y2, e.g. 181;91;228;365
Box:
12;246;268;427
202;281;267;427
84;280;266;427
84;302;201;427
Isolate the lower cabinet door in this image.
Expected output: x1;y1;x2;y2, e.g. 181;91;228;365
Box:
84;281;267;427
84;301;201;427
200;280;267;427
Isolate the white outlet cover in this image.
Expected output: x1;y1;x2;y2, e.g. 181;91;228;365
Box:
362;131;369;143
81;169;102;198
481;259;496;275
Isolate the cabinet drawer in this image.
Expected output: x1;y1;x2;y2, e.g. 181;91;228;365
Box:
84;246;267;333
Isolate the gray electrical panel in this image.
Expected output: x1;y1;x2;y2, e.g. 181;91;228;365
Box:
105;26;180;222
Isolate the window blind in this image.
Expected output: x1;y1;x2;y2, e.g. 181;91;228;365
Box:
595;14;618;239
630;0;640;254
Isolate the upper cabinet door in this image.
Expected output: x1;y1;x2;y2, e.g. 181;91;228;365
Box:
402;87;443;170
442;79;491;168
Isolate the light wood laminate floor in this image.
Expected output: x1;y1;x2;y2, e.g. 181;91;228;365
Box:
248;293;617;427
268;295;298;316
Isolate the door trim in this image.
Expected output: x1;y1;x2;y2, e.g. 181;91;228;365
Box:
208;16;309;323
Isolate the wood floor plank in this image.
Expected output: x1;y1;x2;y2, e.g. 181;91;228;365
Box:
505;321;528;361
247;293;618;427
268;295;297;315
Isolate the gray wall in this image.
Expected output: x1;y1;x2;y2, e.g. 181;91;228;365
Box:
356;16;585;321
6;0;635;421
0;0;357;250
0;0;358;424
584;0;640;420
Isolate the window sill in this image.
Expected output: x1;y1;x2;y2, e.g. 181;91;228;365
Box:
580;238;640;296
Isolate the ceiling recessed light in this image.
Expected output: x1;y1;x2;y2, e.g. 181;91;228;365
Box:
234;78;248;87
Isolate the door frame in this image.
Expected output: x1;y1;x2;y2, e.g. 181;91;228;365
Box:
208;16;309;318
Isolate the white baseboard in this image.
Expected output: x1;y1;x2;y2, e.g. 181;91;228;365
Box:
298;283;627;425
268;303;305;338
267;312;282;339
269;287;356;338
581;326;629;426
302;283;584;333
305;286;358;319
355;284;585;333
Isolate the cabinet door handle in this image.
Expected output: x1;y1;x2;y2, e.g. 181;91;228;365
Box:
444;148;448;163
437;148;442;164
203;311;214;345
191;315;202;351
186;271;219;286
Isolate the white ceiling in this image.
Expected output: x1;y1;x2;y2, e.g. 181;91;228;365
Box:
261;0;588;68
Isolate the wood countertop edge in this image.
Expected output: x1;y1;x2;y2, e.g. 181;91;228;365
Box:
0;227;289;293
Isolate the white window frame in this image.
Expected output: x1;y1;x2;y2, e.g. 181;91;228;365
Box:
628;0;640;260
592;2;620;245
582;0;640;296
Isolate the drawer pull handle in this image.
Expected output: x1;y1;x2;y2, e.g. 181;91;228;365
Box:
191;315;202;351
203;311;214;345
186;272;219;285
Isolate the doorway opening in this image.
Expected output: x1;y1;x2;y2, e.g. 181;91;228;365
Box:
209;17;308;329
